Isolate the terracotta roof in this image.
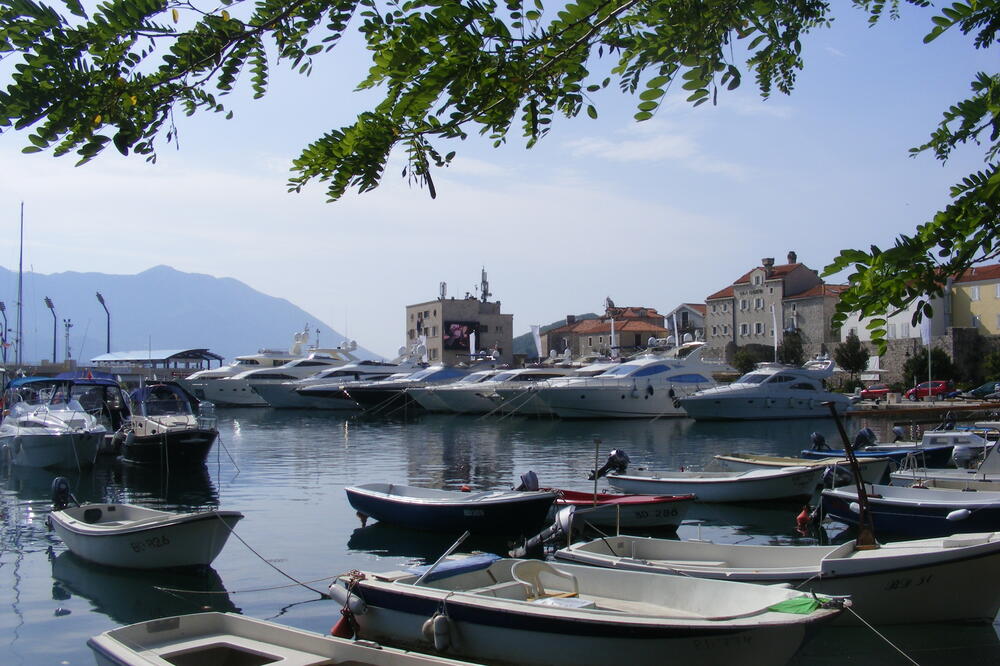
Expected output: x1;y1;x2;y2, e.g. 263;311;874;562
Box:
784;284;849;300
954;263;1000;284
570;319;668;335
706;286;734;301
684;303;707;315
707;262;804;301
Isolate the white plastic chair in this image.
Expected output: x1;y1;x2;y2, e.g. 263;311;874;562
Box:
511;560;579;599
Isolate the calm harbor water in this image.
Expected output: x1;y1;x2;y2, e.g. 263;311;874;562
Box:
2;409;999;665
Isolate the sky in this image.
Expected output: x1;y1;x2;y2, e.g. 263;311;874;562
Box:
0;5;995;359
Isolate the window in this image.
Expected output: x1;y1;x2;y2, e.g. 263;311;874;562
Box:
887;323;896;339
722;325;729;334
971;286;981;301
754;322;763;335
790;383;817;391
723;303;728;312
972;315;981;328
588;337;593;346
753;274;762;285
599;336;604;344
739;323;749;336
633;365;670;378
424;310;430;317
711;325;718;336
755;298;763;309
996;283;1000;299
672;374;711;383
740;299;748;310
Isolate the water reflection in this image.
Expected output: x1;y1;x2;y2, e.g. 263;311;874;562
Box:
109;462;219;511
347;523;514;563
50;551;238;625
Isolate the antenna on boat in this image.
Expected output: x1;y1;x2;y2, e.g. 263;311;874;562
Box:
16;202;23;368
825;401;878;550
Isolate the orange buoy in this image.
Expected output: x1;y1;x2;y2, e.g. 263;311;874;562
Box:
330;608;355;638
795;505;811;532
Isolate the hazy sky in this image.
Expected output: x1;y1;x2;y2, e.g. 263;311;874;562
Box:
0;5;993;359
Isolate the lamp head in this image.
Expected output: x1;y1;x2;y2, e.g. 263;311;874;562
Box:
44;297;53;310
96;291;105;306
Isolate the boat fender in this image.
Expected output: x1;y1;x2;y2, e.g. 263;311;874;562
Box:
421;612;452;651
328;580;367;616
330;607;357;639
646;384;654;397
795;505;811;534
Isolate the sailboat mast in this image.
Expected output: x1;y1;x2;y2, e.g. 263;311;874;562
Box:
16;202;23;368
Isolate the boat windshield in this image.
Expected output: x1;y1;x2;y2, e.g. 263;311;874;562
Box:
598;364;644;377
734;372;771;384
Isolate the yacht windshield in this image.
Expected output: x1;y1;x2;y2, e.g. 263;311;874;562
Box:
735;372;771;384
492;372;518;382
599;364;643;377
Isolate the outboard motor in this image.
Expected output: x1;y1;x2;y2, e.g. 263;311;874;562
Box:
589;449;630;480
892;426;906;443
509;506;575;557
810;432;829;452
854;427;877;449
50;476;77;510
952;445;980;469
515;470;539;491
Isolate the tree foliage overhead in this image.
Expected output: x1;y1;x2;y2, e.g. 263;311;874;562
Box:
0;1;998;344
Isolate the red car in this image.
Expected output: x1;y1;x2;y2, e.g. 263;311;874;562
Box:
904;380;954;401
859;384;890;400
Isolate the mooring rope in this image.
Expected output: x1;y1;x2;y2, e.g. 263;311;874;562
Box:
846;605;920;665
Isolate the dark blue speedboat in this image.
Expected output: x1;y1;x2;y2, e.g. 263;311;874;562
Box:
821;483;1000;537
345;483;557;533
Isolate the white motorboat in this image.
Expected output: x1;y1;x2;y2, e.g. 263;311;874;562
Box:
711;452;891;486
202;346;361;407
680;357;851;420
254;346;426;409
554;532;1000;624
608;466;825;502
116;383;218;466
890;430;1000;485
533;343;721;419
88;612;477;666
49;481;243;569
344;365;473;413
177;325;318;401
408;369;504;412
419;367;578;415
491;358;621;416
330;556;844;666
0;380;107;469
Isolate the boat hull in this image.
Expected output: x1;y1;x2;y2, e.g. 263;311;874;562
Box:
536;385;693;419
608;467;824;503
552;491;694;529
341;561;837;666
1;431;103;469
345;485;557;533
681;394;850;421
821;487;1000;537
555;533;1000;625
196;379;268;407
713;455;891;486
120;429;217;466
49;505;243;569
253;382;359;409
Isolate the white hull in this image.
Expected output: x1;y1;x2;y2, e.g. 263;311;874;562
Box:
338;559;840;666
197;378;269;407
608;466;824;502
555;532;1000;625
426;388;497;414
407;387;453;412
49;504;243;569
1;431;103;469
713;454;891;485
681;393;850;420
537;384;696;419
89;612;473;666
491;388;553;416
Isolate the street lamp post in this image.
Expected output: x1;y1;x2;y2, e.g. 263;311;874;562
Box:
44;297;56;363
96;291;110;354
63;318;73;362
0;302;7;366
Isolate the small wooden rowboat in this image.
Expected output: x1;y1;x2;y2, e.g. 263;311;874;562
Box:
549;489;695;529
88;612;477;666
48;502;243;569
345;483;558;533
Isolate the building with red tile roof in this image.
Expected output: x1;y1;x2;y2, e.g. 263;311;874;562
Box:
543;304;669;358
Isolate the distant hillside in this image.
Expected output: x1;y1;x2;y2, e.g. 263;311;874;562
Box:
512;313;600;359
0;265;379;364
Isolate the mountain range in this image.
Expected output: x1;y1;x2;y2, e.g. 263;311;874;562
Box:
0;265;379;364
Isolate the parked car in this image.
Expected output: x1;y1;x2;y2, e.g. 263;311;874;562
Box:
904;380;956;401
962;381;1000;400
859;384;891;401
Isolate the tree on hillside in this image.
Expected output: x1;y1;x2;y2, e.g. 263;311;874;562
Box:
902;348;958;389
833;332;869;386
1;1;997;338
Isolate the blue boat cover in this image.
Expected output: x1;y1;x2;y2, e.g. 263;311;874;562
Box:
404;553;501;582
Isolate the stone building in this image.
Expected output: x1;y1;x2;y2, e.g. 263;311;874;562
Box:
405;270;513;366
704;252;844;361
663;303;706;342
543;304;668;358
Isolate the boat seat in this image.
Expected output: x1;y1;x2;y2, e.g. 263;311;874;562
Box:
511;560;579;600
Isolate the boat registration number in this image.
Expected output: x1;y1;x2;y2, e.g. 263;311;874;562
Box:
130;535;171;553
884;574;933;591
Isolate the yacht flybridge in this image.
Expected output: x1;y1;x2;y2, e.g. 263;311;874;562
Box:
680;357;850;421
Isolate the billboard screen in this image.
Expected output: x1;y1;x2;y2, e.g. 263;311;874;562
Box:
442;321;478;351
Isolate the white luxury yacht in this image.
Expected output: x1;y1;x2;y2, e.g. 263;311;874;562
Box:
200;344;361;407
178;326;325;403
413;367;578;415
253;345;427;409
533;342;721;419
407;369;503;413
679;357;850;420
490;356;620;416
